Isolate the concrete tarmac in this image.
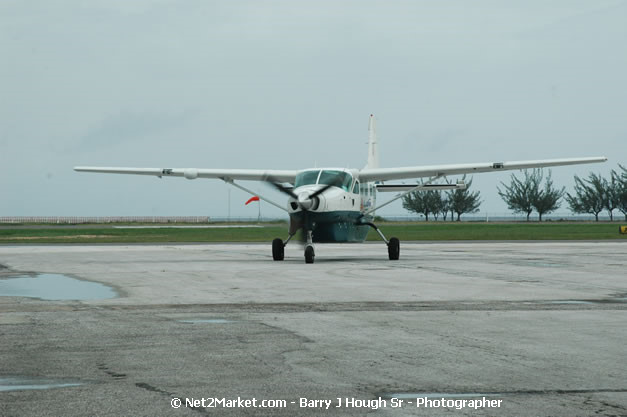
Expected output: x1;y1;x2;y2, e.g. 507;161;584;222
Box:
0;242;625;416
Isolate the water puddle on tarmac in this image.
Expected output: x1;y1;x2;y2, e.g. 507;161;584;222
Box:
0;377;82;392
0;274;117;300
179;319;235;324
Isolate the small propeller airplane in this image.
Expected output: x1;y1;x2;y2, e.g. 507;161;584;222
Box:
76;115;606;263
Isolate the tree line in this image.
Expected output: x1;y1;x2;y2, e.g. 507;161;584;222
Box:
566;166;627;221
401;175;481;221
401;165;627;221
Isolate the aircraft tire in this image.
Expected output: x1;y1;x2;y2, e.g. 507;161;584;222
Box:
272;238;284;261
388;237;400;260
304;245;315;264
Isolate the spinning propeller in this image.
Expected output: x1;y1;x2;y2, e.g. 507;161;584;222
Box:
268;180;339;210
266;174;345;239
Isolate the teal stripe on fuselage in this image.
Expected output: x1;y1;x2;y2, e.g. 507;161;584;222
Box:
289;211;371;243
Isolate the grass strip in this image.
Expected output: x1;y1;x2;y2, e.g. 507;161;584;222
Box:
0;223;625;244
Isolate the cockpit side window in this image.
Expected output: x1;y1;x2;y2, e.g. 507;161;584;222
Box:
352;181;360;194
294;170;320;187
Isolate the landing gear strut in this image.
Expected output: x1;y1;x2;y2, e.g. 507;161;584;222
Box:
363;222;400;260
271;229;316;263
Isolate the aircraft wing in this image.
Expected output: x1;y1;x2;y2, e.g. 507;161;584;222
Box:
358;157;607;183
73;167;298;183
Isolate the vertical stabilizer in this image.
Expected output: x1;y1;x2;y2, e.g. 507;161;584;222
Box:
366;114;379;169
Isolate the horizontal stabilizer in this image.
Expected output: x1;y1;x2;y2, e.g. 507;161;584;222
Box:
376;182;466;192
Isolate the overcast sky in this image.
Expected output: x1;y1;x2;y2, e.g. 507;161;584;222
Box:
1;1;626;218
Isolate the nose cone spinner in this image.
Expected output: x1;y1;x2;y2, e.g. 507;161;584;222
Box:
297;192;313;210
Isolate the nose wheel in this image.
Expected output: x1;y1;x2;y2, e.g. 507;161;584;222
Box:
304;245;315;264
304;229;315;264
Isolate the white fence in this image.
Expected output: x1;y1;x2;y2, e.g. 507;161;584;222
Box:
0;216;210;224
0;213;623;224
381;212;624;222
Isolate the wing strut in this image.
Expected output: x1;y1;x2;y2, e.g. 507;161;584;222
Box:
362;174;444;216
222;178;288;213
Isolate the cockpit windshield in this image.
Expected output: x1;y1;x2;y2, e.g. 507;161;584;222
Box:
318;170;352;191
294;170;353;191
294;170;320;187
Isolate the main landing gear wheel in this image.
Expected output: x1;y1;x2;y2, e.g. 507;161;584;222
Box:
272;238;284;261
304;245;315;264
388;237;400;260
362;221;399;261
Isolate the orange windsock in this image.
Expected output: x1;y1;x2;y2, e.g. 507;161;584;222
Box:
245;196;260;205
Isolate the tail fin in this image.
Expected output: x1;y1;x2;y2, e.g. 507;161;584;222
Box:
365;114;379;169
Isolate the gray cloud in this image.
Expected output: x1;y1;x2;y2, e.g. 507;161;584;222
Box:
1;1;625;217
75;110;197;151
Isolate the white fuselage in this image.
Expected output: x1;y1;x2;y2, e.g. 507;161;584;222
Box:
286;168;376;217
